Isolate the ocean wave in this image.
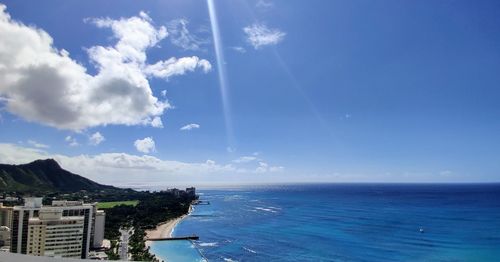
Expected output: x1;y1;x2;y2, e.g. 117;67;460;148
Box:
255;207;277;213
243;247;257;254
198;242;218;247
223;258;238;262
224;195;244;201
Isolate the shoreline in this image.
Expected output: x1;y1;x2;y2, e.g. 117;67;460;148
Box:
145;204;194;248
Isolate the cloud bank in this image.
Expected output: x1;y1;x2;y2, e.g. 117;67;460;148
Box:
0;143;285;186
0;5;211;131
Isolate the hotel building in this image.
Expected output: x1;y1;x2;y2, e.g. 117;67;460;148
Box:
26;209;84;258
0;203;13;228
9;198;104;259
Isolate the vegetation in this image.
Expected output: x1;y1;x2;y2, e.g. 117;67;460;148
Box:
129;228;155;261
1;159;197;261
0;159;119;193
104;191;194;238
105;240;120;260
103;191;196;260
96;200;139;209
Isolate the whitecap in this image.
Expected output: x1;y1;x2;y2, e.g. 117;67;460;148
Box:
224;195;243;201
255;207;277;213
198;242;218;247
243;247;257;254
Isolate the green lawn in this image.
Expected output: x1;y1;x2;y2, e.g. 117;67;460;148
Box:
96;200;139;209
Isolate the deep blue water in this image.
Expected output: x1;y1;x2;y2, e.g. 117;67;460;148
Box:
159;184;500;261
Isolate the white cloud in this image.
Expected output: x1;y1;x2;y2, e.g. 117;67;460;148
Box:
269;166;285;172
230;46;246;53
89;132;105;146
161;90;167;97
197;59;212;72
134;137;155;153
167;19;209;51
232;154;283;173
256;0;274;9
0;143;284;186
27;140;49;148
243;23;285;49
232;156;258;163
180;123;200;131
144;56;211;79
65;136;79;147
150;116;163;128
256;161;268;173
255;161;284;173
0;5;211;131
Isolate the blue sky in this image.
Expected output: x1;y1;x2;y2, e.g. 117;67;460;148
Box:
0;0;499;186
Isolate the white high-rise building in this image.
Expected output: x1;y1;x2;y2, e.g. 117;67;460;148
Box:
10;198;104;259
27;209;84;258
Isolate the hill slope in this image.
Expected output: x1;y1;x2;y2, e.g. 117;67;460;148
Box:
0;159;117;192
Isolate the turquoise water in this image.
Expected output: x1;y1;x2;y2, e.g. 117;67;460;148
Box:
148;239;206;261
153;184;500;261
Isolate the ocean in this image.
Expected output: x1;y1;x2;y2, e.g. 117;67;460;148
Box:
150;184;500;261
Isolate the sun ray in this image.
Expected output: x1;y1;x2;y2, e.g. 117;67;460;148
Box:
207;0;235;148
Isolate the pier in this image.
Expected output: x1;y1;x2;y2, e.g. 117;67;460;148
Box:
193;200;210;205
190;214;213;217
148;235;199;241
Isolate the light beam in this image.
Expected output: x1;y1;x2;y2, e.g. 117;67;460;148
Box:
207;0;234;148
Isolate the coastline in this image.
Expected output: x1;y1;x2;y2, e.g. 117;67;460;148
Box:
145;204;194;249
145;215;186;240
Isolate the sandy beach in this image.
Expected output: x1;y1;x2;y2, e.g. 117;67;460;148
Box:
145;215;187;240
145;205;194;248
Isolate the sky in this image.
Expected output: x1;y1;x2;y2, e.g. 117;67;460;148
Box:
0;0;499;187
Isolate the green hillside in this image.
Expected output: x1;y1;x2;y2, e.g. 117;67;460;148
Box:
0;159;117;192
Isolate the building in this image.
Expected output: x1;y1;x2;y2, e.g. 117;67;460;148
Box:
168;188;181;197
92;210;105;249
0;203;13;228
0;226;10;248
186;187;196;198
2;196;19;202
27;209;84;258
10;198;104;259
88;250;108;260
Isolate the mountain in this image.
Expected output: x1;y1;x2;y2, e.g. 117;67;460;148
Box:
0;159;117;192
